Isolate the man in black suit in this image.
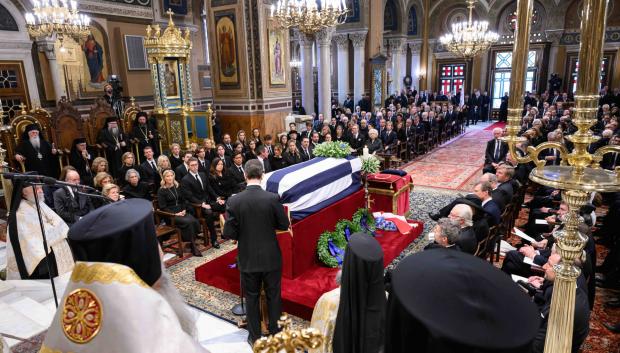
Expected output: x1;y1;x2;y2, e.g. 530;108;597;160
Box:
299;137;314;162
449;204;477;254
262;135;275;157
195;147;210;173
468;90;483;125
496;164;516;203
474;181;501;226
483;128;509;174
481;91;491;122
256;145;272;173
174;150;193;182
215;144;232;168
223;160;290;345
139;146;159;185
480;172;508;211
53;167;94;225
346;124;365;153
222;134;234;157
343;94;354;112
228;152;247;192
381;121;398;150
301;121;314;141
601;134;620;170
180;157;225;248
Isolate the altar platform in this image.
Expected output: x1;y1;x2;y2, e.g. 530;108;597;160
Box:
194;188;423;320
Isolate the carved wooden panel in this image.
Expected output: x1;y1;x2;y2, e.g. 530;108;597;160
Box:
87;98;115;144
52;98;85;151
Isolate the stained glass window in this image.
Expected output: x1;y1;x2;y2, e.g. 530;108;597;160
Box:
570;57;609;93
439;63;465;95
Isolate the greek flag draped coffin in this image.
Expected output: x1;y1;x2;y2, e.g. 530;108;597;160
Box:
261;156;362;220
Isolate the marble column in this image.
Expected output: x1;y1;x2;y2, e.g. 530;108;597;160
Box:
409;42;422;90
389;38;406;94
37;39;66;101
546;31;563;85
333;33;349;104
420;0;431;90
298;31;315;115
316;27;335;119
350;30;368;105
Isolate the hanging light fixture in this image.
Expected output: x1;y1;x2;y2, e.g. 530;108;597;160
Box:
270;0;348;35
439;0;499;59
25;0;91;49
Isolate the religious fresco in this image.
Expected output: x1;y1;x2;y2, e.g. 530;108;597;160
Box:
214;12;240;88
268;27;285;86
162;0;188;15
60;23;111;99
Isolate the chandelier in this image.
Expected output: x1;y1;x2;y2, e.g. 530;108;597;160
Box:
439;0;498;59
270;0;348;35
25;0;91;47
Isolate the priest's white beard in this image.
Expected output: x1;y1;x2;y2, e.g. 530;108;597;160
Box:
155;266;198;338
109;127;119;138
30;136;41;150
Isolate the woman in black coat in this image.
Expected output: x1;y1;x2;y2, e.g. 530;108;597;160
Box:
209;159;235;199
121;168;152;200
365;128;383;154
157;169;202;256
282;140;302;166
270;144;288;170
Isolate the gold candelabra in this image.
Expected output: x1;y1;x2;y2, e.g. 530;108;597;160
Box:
439;0;499;59
270;0;348;35
25;0;91;47
252;314;323;353
502;1;620;352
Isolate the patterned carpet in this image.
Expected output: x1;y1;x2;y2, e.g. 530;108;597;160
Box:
167;186;457;326
402;127;492;191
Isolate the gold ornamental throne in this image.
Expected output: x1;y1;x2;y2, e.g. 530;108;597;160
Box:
144;9;213;151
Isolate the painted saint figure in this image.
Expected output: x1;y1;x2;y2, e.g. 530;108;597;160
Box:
274;38;282;76
164;64;178;97
219;24;236;77
83;34;105;84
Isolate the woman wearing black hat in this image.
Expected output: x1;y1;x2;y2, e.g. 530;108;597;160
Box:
69;137;95;186
157;169;202;256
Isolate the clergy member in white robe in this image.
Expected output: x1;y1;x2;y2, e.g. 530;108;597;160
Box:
41;199;209;353
6;183;74;280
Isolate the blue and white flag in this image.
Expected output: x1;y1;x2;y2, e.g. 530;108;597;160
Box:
261;157;362;220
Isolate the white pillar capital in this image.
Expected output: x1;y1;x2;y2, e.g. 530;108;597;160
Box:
315;27;335;46
349;30;368;48
408;41;422;54
36;38;66;101
332;33;349;49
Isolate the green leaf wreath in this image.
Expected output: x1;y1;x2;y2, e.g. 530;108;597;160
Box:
312;141;352;158
317;208;376;268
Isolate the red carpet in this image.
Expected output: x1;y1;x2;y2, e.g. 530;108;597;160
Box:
194;223;423;320
484;121;506;130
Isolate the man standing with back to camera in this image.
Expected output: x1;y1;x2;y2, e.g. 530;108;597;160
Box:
223;159;290;346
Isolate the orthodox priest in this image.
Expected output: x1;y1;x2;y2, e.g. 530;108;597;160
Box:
97;116;127;179
5;180;74;280
40;199;209;353
14;123;59;177
131;111;160;156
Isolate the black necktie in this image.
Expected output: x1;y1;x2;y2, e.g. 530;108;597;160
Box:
238;166;243;174
151;161;157;171
195;174;203;190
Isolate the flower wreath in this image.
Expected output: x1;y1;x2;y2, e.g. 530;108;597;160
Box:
317;208;376;268
312;141;352;158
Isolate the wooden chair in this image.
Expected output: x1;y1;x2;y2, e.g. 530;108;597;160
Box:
52;98;89;166
475;225;496;259
153;199;186;258
398;140;410;162
189;202;212;245
122;98;145;164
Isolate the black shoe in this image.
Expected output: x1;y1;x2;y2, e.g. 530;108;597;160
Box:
212;242;220;249
603;322;620;333
428;212;440;221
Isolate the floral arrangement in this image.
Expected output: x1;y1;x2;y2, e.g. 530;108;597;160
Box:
312;141;351;158
360;154;381;174
317;208;376;268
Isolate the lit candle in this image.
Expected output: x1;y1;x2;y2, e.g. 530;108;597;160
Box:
363;146;369;157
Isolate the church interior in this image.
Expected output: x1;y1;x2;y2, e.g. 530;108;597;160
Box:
0;0;619;352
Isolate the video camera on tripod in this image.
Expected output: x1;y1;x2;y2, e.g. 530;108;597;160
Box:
106;74;125;118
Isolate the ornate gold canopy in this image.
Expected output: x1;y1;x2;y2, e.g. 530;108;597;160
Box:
145;9;192;59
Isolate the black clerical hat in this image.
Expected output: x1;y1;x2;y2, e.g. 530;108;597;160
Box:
68;199;162;286
25;123;40;133
454;194;489;218
72;137;87;145
136;111;148;119
387;250;539;351
105;116;117;124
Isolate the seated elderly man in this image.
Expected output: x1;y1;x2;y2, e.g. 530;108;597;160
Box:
448;204;477;254
53;166;95;225
424;218;462;251
6;180;74;280
121;168;153;200
483;127;508;174
41;199;209;352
